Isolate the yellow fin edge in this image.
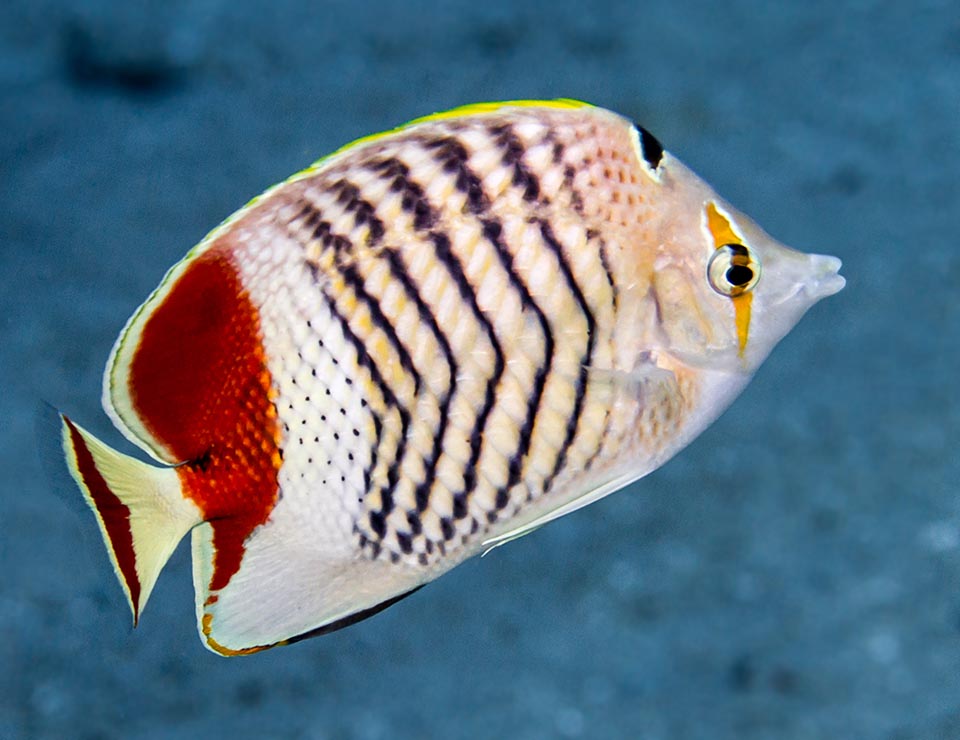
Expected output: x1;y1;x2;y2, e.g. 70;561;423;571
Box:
295;98;593;179
184;98;594;261
201;613;286;656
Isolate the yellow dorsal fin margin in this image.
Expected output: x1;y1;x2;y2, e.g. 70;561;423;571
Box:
298;98;593;178
180;99;594;265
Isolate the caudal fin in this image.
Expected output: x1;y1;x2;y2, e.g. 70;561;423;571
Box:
60;415;202;625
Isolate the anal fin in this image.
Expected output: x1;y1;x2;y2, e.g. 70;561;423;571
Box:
285;586;425;645
190;510;427;656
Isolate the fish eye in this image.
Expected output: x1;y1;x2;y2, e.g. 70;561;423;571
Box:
708;243;761;297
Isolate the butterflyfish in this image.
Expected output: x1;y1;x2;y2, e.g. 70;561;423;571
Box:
58;100;845;655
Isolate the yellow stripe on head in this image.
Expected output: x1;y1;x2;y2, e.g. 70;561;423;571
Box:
706;202;743;248
732;293;752;358
705;202;752;358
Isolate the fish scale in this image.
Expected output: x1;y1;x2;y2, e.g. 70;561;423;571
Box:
230;113;632;567
57;100;844;654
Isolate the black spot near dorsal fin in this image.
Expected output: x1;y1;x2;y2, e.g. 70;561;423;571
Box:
635;124;664;170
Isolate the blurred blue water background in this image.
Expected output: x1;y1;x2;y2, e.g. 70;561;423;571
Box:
2;1;958;738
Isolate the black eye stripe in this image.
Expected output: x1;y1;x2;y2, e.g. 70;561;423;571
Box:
635;124;664;170
720;242;751;259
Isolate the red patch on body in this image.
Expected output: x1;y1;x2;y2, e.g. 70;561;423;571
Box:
129;247;280;594
64;417;143;623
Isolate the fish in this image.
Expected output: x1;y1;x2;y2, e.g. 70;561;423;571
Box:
58;99;844;655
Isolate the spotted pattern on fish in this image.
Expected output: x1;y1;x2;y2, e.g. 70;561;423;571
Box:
226;113;634;565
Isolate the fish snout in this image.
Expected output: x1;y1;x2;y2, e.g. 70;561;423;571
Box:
804;254;845;300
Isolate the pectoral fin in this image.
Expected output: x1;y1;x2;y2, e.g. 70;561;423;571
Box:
483;358;679;554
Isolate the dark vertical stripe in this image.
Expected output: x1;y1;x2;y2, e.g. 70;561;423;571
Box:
328;180;461;519
367;157;437;230
583;408;612;472
295;208;421;396
307;292;387;511
307;217;417;524
429;232;506;521
423;137;491;214
372;149;508;527
594;234;619;312
298;192;457;534
481;218;555;507
379;246;458;514
331;180;386;244
488;124;541;202
317;289;408;522
537;220;597;491
294;202;422;524
418;142;507;522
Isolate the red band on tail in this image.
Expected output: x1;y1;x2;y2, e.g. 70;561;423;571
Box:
64;417;143;624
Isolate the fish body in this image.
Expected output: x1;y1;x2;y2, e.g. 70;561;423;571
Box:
60;100;844;655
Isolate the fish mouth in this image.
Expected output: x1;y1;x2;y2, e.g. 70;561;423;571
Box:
805;254;845;299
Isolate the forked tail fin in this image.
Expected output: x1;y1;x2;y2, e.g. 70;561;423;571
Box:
60;414;202;625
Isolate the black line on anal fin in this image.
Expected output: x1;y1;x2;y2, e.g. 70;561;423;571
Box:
538;220;597;491
635;124;664;170
284;585;425;644
481;218;554;509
